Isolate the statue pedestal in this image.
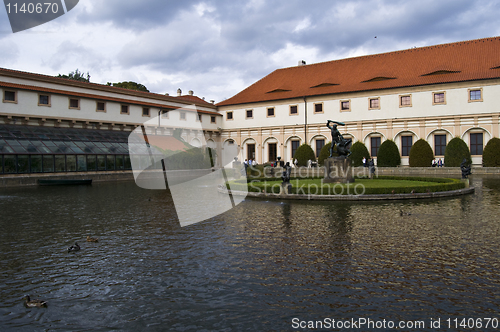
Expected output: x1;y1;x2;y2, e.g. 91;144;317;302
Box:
323;157;354;183
280;183;292;195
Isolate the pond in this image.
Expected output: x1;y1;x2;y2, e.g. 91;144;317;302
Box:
0;177;499;331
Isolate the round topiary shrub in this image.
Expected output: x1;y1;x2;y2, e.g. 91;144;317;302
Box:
318;142;338;165
409;139;434;167
349;141;370;167
483;137;500;167
293;143;316;166
377;140;401;167
444;137;471;167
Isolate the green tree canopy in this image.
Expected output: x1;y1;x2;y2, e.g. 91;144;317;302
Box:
349;141;370;167
377;139;401;167
293;143;316;166
444;137;471;167
57;69;90;82
482;137;500;167
409;139;434;167
109;81;149;92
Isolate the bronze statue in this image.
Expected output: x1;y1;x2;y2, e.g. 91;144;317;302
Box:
327;120;352;157
460;158;472;179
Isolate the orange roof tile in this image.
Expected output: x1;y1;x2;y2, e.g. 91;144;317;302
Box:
217;36;500;106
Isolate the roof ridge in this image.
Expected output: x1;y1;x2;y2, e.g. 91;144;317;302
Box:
275;35;500;71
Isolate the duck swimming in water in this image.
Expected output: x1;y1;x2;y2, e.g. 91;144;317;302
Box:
67;242;80;253
23;295;47;308
86;236;98;243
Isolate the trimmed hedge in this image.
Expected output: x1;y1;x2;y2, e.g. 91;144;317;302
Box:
409;139;434;167
349;141;370;167
444;137;472;167
377;140;401;167
483;137;500;167
293;143;316;166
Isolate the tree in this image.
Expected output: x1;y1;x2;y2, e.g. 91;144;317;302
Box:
377;139;401;167
57;69;90;82
444;137;471;167
293;144;316;166
409;139;434;167
349;141;370;167
109;81;149;92
318;142;337;165
483;137;500;167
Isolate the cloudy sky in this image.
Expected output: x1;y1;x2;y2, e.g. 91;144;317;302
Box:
1;0;500;103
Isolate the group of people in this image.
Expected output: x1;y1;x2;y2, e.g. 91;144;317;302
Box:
432;158;444;167
361;157;375;168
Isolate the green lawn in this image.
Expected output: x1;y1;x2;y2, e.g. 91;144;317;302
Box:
227;176;465;195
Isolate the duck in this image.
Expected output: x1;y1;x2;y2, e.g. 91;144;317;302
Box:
86;236;98;243
67;242;80;253
23;295;47;308
400;209;412;216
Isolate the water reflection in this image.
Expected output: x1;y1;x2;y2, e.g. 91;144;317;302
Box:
0;177;499;331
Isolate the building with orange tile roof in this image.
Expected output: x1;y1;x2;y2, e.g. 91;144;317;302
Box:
217;36;500;166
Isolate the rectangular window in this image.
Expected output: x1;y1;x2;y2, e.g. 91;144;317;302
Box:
180;112;186;120
315;139;325;158
97;155;106;171
38;94;50;106
434;135;447;156
17;155;29;174
106;155;115;171
369;97;380;110
470;133;483;155
400;95;412;107
198;114;202;122
314;103;323;113
3;90;17;103
69;98;80;109
66;155;77;172
291;140;300;159
96;101;106;112
211;116;216;123
371;137;381;157
121;105;129;114
468;89;482;102
401;136;413;156
142;107;150;117
268;143;277;161
77;155;87;172
4;155;16;173
227;111;233;120
42;155;54;172
31;155;42;173
247;144;255;160
290;105;298;115
267;107;275;117
55;155;66;172
87;155;97;171
340;100;350;112
246;109;253;119
433;92;446;105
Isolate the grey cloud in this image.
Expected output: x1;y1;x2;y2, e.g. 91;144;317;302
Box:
77;0;203;31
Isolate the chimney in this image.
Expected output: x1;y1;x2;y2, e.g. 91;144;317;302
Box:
210;100;215;104
177;88;182;96
165;93;169;96
298;60;306;66
188;90;193;96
